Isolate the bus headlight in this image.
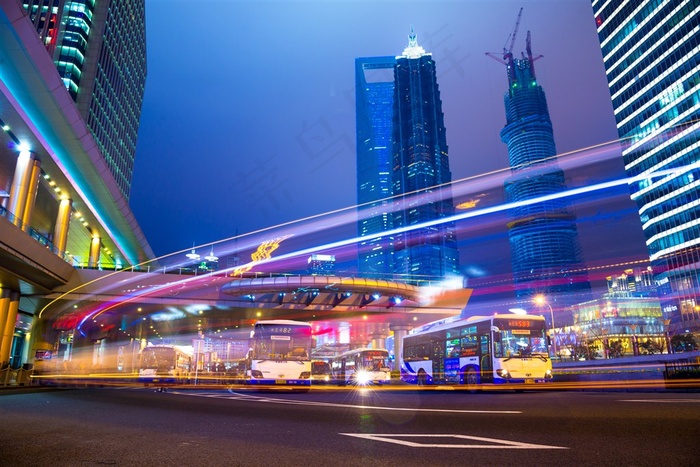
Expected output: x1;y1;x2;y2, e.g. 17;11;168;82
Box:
545;369;553;379
496;369;510;379
251;370;263;378
300;371;310;379
355;371;371;385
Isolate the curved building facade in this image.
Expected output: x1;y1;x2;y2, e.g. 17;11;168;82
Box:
499;41;591;320
591;0;700;335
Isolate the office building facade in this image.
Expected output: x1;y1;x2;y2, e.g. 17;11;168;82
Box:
591;0;700;334
498;32;592;321
391;31;460;284
22;0;147;201
356;56;396;278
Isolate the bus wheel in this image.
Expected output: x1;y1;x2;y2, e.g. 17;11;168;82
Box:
465;369;478;393
417;370;427;386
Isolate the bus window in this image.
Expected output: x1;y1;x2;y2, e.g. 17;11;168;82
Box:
446;338;460;358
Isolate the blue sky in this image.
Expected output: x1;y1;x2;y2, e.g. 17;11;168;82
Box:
130;1;648;280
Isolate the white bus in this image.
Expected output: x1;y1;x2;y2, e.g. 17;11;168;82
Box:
401;313;553;389
240;320;313;387
332;348;392;385
139;344;193;385
310;359;334;384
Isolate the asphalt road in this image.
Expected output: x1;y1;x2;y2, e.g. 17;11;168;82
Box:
1;386;698;466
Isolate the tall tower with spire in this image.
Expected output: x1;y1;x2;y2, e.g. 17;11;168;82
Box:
491;19;591;323
391;29;460;284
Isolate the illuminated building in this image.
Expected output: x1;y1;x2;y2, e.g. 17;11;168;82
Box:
391;30;460;284
356;56;396;278
1;0;154;370
493;25;591;318
570;266;664;358
308;254;336;275
591;0;700;334
22;0;147;201
606;267;656;296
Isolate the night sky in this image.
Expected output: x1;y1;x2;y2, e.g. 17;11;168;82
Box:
130;1;649;284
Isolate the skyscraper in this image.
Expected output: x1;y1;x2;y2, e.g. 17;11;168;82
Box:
391;30;460;284
494;27;591;320
356;56;396;278
22;0;147;201
591;0;700;334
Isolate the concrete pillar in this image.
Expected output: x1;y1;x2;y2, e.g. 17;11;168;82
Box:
7;150;36;228
369;332;386;350
389;323;411;371
27;318;52;361
88;235;101;268
21;157;41;232
0;292;20;366
54;198;73;257
0;289;10;365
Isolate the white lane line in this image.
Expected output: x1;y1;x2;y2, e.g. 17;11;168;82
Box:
339;433;568;449
170;390;521;414
620;399;700;403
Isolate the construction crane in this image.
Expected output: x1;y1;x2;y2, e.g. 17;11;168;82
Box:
485;7;523;66
525;30;544;77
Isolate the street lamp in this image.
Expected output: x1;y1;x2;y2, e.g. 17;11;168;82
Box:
534;294;557;358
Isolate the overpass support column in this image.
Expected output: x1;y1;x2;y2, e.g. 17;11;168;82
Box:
7;150;38;229
0;292;20;367
389;322;411;371
88;235;101;268
54;198;73;258
0;289;10;365
21;157;41;232
369;332;387;350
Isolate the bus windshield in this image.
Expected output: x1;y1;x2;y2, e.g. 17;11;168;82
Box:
141;347;177;370
358;350;390;370
252;323;312;360
493;318;548;358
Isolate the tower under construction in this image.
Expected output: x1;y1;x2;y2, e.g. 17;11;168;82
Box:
490;11;591;323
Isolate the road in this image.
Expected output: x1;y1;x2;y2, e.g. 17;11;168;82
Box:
1;386;698;466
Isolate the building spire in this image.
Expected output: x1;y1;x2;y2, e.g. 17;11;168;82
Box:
400;25;427;59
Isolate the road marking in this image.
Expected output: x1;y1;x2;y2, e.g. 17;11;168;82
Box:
339;433;568;449
620;399;700;403
170;390;521;414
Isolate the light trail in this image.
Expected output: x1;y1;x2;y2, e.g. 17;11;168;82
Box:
41;132;696;325
71;160;699;329
41;136;628;319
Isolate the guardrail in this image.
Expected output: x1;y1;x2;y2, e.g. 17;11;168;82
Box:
0;367;34;387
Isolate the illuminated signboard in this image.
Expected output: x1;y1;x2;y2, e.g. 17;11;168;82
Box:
494;318;544;331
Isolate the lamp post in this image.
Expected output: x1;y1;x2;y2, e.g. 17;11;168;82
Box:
534;294;556;359
185;242;219;275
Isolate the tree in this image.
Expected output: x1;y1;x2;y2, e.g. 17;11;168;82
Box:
607;340;625;358
639;339;664;355
671;333;699;353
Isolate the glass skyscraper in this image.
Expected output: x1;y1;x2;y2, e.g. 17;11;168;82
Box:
391;31;460;284
591;0;700;334
22;0;147;201
498;32;591;320
356;56;396;278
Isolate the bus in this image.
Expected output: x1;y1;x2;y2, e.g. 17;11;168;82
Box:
401;313;553;389
139;344;193;385
239;320;313;387
332;348;392;385
310;359;334;385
